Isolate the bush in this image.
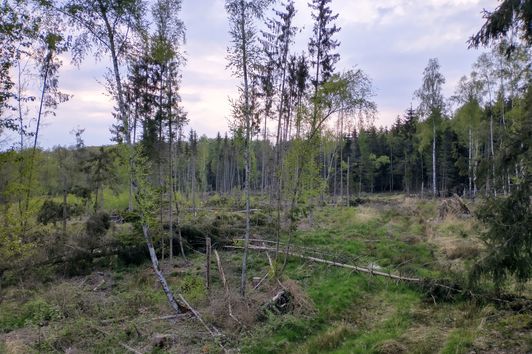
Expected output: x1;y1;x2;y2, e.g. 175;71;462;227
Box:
85;212;111;239
37;200;83;225
470;183;532;288
0;299;63;332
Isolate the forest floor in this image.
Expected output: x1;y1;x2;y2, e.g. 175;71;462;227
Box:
0;195;531;353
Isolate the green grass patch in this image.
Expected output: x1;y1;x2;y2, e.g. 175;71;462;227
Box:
440;328;474;354
0;298;63;333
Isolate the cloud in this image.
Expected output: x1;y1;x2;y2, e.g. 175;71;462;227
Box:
393;26;468;52
21;0;500;148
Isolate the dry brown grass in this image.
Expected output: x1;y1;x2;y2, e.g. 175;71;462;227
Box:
0;328;39;354
353;206;379;223
293;321;356;354
374;339;408;354
444;242;481;260
280;279;316;316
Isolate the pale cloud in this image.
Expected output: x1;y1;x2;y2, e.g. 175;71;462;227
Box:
29;0;499;148
393;26;468;52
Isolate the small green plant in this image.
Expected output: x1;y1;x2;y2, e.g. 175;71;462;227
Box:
0;299;63;332
440;328;474;354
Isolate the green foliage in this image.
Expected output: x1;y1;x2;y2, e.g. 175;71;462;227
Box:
469;0;532;47
131;145;160;228
0;299;63;332
173;273;206;302
440;328;474;354
37;199;82;225
471;182;532;287
85;211;111;238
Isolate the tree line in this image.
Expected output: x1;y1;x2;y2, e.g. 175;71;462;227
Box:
1;0;531;294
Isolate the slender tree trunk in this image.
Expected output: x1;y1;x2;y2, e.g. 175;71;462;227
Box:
142;225;181;314
489;110;495;196
261;118;267;196
421;152;424;197
240;1;251;297
192;153;197;217
158;74;166;260
23;52;51;227
432;119;436;197
98;2;132;211
17;56;24;152
346;156;350;206
359;162;362;196
339;115;344;204
274;41;290;262
389;144;393;193
168;71;174;262
468;126;472;198
62;177;67;237
473;139;478;197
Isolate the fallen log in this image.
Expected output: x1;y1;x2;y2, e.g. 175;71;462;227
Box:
225;245;421;283
226;245;532;309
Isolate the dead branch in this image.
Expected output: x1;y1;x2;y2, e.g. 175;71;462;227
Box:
92;279;105;291
214;250;243;325
176;293;227;352
119;342;143;354
253;272;269;290
89;324;143;354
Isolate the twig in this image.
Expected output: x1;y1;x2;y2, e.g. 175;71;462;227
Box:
253;272;269;290
119;342;143;354
214;250;243;325
100;316;129;324
92;279;105;291
89;324;143;354
176;293;227;352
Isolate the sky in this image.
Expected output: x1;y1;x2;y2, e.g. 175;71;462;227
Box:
18;0;499;148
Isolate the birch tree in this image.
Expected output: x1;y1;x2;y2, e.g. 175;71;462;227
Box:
51;0;145;210
415;58;445;197
452;73;483;198
226;0;272;297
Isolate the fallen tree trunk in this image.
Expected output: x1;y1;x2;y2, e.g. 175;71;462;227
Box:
225;244;421;283
142;225;184;314
226;244;532;309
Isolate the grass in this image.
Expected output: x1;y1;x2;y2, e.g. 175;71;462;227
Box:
1;195;530;353
240;197;530;354
0;259;213;352
290;204;440;279
440;328;474;354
